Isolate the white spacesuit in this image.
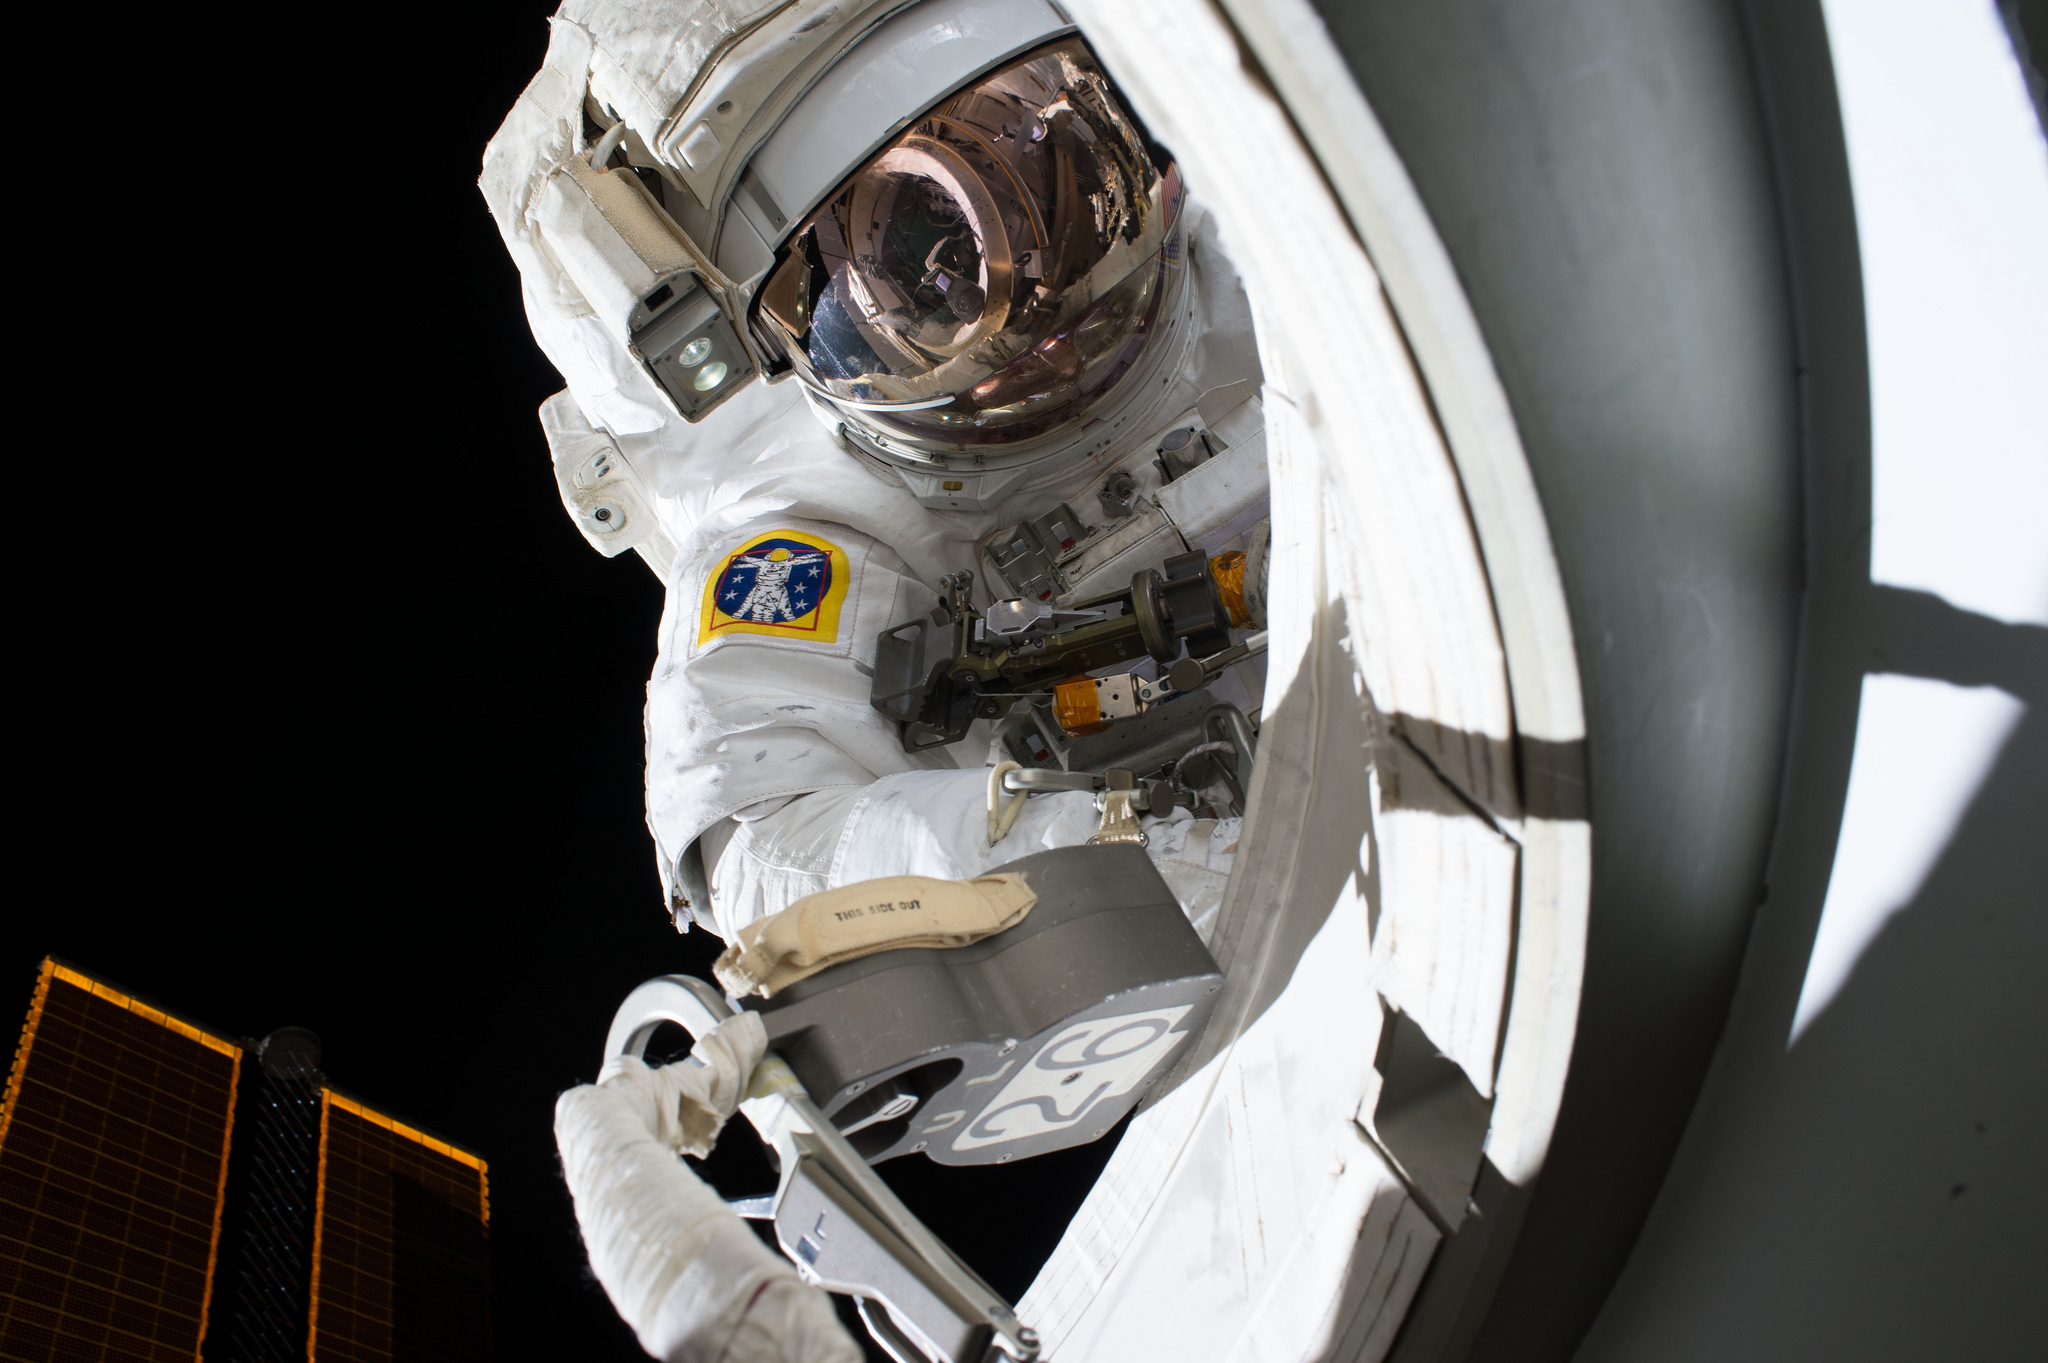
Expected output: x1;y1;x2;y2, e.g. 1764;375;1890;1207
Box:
485;3;1283;1358
485;0;1269;952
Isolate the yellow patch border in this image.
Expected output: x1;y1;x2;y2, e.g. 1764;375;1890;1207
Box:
697;528;852;647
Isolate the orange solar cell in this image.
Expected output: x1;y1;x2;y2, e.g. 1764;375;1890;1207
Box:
0;960;241;1363
307;1092;489;1362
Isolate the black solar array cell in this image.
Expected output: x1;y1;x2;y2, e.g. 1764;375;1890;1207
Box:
308;1093;489;1362
0;961;240;1363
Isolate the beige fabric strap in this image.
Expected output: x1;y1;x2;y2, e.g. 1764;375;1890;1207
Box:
713;873;1037;998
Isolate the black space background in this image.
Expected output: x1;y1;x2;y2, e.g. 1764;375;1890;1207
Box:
10;8;1118;1358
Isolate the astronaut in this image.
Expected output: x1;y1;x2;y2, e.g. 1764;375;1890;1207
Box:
482;0;1269;951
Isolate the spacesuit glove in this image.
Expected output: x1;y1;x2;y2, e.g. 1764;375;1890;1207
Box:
712;1278;863;1363
598;1011;767;1157
556;1034;861;1363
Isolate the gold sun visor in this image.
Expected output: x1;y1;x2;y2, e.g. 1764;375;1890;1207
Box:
752;38;1185;450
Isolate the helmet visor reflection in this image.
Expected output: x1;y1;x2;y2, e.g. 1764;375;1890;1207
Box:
753;37;1182;448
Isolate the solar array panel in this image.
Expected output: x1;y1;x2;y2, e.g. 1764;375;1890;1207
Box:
308;1092;489;1361
0;960;241;1362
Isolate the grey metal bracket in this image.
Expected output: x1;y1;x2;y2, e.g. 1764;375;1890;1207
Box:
1002;764;1178;815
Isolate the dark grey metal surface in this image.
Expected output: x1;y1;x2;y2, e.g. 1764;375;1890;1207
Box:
1571;7;2048;1358
756;843;1224;1167
1307;1;1838;1358
1362;1006;1492;1236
